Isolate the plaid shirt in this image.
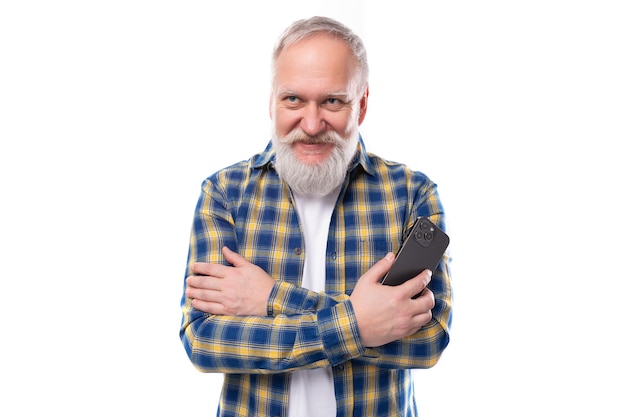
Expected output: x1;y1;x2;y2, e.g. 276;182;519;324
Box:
180;137;453;417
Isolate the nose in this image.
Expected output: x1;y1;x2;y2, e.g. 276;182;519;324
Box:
299;103;326;136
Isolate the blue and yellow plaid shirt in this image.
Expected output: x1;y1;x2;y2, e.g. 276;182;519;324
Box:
180;137;453;417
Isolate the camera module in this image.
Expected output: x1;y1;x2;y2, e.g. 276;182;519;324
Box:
413;218;436;248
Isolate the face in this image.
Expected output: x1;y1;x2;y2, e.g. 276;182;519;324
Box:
270;34;369;196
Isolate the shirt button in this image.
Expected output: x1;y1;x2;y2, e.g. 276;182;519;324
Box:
331;252;337;260
294;247;302;255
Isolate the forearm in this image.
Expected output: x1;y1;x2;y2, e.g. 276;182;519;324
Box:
352;313;451;369
267;281;349;316
180;299;365;374
352;256;452;369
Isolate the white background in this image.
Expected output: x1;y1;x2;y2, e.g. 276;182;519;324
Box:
1;1;624;416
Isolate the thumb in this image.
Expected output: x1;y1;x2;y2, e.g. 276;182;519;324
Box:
221;246;247;267
362;252;395;284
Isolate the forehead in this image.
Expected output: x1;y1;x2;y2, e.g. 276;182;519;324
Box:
274;34;358;97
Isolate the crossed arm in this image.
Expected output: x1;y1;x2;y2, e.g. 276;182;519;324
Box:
186;246;435;349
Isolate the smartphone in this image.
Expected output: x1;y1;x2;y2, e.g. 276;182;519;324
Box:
381;217;450;289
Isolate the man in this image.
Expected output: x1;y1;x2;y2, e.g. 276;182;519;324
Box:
180;16;452;417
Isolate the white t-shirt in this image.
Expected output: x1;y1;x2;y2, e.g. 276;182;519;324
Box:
288;187;340;417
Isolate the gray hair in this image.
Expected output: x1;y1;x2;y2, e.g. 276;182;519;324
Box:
271;16;369;96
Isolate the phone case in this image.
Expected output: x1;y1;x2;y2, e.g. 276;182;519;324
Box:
381;217;450;287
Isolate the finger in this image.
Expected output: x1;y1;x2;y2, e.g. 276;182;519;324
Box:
191;298;225;315
411;308;433;329
192;262;228;277
415;287;436;309
362;252;395;284
221;246;248;267
186;274;222;291
402;269;432;298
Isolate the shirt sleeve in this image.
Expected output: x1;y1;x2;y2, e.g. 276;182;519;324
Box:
267;281;349;316
179;177;365;373
352;251;453;369
266;251;452;370
351;182;454;369
181;297;365;373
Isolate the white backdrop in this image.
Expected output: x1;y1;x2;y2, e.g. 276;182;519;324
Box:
1;1;624;416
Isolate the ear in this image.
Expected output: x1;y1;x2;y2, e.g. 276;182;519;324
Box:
357;86;369;125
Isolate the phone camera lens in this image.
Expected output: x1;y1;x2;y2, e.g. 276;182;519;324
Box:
424;231;433;240
415;231;423;239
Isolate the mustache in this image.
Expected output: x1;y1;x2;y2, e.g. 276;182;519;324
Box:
279;129;341;146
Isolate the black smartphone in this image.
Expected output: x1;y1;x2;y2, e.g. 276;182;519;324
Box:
381;217;450;289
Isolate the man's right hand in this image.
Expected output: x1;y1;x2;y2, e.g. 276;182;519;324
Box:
349;252;435;348
186;246;275;317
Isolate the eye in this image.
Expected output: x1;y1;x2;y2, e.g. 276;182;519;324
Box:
324;97;346;110
280;95;302;108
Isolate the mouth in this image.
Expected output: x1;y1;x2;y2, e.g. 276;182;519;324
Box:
298;138;328;145
293;132;337;145
296;141;332;151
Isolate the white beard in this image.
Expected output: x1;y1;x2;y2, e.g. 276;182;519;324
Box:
272;128;359;197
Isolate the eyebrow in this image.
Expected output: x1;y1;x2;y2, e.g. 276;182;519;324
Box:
326;92;351;100
277;89;352;101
